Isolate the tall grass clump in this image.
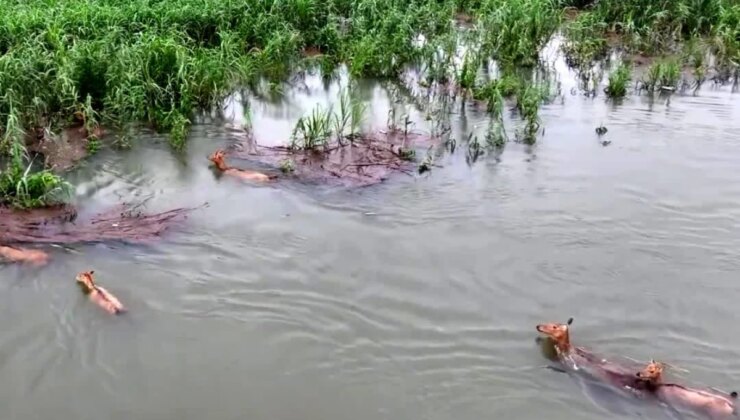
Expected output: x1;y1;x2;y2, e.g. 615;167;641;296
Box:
562;0;740;67
642;60;682;92
605;62;632;98
561;12;609;69
515;84;545;144
476;0;562;66
290;105;333;150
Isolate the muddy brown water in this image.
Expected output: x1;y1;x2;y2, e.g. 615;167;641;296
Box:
2;44;740;420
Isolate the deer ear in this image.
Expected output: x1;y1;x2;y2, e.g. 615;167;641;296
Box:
567;317;573;325
731;391;737;399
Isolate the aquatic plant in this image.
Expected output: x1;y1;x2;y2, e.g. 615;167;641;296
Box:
330;85;368;143
333;90;352;144
279;159;296;173
349;92;367;139
605;62;632;98
473;75;520;115
485;120;508;149
0;0;463;151
515;84;546;144
86;136;101;154
290;105;332;150
0;110;70;208
682;38;708;88
457;51;480;92
642;60;682;92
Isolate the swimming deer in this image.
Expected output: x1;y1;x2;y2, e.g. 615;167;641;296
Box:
76;270;126;315
208;149;274;182
536;318;644;390
0;245;49;266
636;360;738;419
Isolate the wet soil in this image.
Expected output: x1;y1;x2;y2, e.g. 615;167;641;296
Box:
25;125;105;172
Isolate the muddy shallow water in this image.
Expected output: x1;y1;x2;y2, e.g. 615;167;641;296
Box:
2;53;740;419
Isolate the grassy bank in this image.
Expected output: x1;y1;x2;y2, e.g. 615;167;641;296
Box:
562;0;739;74
0;0;738;207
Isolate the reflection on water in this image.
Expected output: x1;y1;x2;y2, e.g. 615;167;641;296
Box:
2;40;740;420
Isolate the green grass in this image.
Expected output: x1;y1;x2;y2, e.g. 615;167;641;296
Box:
516;84;545;144
0;0;466;154
476;0;563;66
605;62;632;98
0;0;736;203
290;105;333;150
642;59;682;92
1;0;736;150
561;0;739;68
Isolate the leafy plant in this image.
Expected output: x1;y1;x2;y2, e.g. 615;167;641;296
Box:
605;62;632;98
290;105;332;150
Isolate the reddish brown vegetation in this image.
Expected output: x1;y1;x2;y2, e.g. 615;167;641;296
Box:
230;130;429;187
0;203;197;245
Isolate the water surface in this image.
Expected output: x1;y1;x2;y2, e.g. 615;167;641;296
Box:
1;52;740;420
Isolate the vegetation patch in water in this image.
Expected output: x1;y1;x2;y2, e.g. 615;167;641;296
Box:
605;62;632;98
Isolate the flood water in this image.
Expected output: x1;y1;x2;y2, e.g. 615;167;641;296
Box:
2;47;740;420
